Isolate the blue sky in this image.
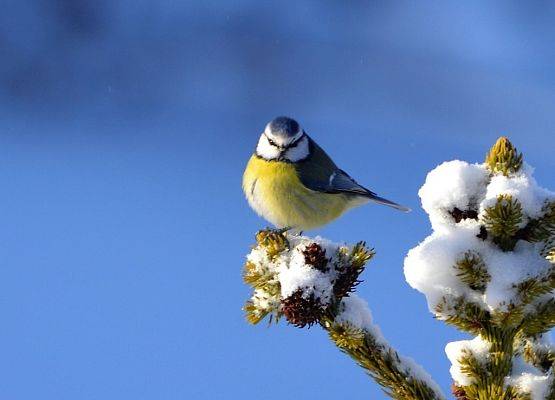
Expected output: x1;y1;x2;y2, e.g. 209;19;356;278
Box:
1;1;555;399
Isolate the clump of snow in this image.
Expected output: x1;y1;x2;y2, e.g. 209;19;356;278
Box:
335;294;384;342
335;294;444;398
405;157;555;314
445;336;491;386
508;373;550;400
335;294;374;330
481;164;555;225
246;234;445;400
506;356;550;400
278;239;338;303
275;236;344;304
404;220;486;312
247;234;372;308
410;153;555;397
251;288;279;312
418;161;489;231
246;234;347;305
484;241;552;310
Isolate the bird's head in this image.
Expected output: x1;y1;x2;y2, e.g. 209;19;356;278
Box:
256;116;310;162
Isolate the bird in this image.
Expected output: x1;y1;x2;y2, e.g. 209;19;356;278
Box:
243;116;410;230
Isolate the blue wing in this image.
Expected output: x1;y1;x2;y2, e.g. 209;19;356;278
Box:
296;136;410;212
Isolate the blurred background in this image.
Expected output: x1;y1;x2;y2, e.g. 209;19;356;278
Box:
1;1;554;399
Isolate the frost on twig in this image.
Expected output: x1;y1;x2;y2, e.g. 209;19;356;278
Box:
405;137;555;400
242;229;445;400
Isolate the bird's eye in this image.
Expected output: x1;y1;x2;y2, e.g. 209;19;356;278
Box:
267;138;278;147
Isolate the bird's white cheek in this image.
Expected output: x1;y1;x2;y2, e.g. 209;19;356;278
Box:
284;137;309;162
256;135;280;160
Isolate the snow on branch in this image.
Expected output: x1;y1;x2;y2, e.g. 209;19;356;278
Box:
405;137;555;400
242;229;445;400
242;137;555;400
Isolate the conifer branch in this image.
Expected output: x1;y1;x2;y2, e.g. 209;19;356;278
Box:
455;251;490;293
435;296;491;335
243;229;444;400
243;137;555;399
520;298;555;337
522;339;555;373
482;194;523;252
323;318;444;400
519;202;555;244
485;136;523;176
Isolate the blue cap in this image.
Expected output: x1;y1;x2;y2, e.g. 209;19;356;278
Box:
266;116;301;140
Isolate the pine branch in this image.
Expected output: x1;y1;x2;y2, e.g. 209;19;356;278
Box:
243;229;444;400
435;296;491;335
455;251;490;293
482;194;523;252
485;136;523;176
519;202;555;243
457;329;518;400
522;339;555;373
514;267;555;307
323;318;444;400
520;298;555;337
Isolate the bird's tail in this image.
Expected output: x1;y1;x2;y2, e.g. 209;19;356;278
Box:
367;194;411;212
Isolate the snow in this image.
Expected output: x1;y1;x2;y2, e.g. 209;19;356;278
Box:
278;239;337;302
410;153;555;397
481;164;555;225
445;336;490;386
509;373;550;400
484;241;552;309
404;220;486;312
335;294;383;340
405;158;554;313
245;234;444;399
506;356;550;400
251;288;279;311
335;294;444;397
418;161;489;231
446;338;553;397
247;234;345;304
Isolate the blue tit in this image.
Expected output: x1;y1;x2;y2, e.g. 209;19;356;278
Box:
243;116;410;230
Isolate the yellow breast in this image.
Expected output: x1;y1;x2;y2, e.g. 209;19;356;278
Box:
242;155;362;230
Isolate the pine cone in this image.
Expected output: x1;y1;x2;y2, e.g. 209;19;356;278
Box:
281;290;324;328
333;262;364;299
451;384;469;400
302;243;328;272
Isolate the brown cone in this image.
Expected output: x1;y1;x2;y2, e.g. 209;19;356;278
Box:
302;243;328;272
281;290;324;328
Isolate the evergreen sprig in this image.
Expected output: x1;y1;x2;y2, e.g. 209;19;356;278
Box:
520;201;555;244
521;298;555;337
333;242;374;298
435;296;491;334
514;268;555;308
255;228;290;259
243;138;555;400
243;261;280;296
324;320;444;400
482;194;523;251
244;301;270;325
243;229;444;400
485;136;523;176
455;251;490;293
522;340;555;373
474;328;517;400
